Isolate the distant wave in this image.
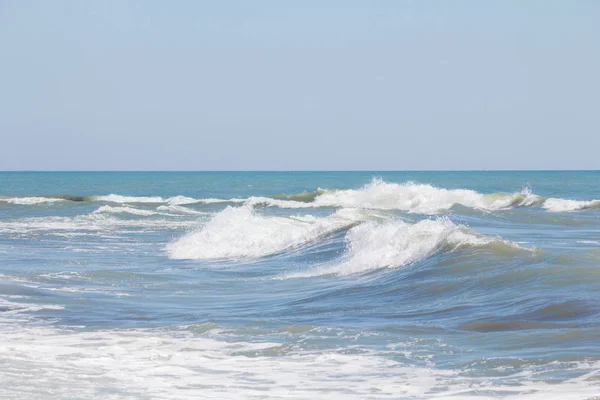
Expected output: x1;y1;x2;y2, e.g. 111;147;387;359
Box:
166;206;371;260
273;189;326;202
0;213;192;235
542;198;600;212
285;217;531;278
92;194;243;206
0;195;95;204
0;197;66;205
0;194;239;206
92;205;159;216
3;179;600;214
265;179;543;213
156;205;208;215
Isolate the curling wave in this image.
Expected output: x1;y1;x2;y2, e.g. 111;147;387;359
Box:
166;206;370;260
286;218;530;278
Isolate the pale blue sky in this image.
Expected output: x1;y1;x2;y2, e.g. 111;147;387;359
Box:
1;1;598;170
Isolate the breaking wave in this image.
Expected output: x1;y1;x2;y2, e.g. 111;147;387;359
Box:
3;180;600;214
266;179;543;213
92;205;159;216
94;194;166;204
0;197;67;205
166;207;370;260
286;218;530;278
542;198;600;212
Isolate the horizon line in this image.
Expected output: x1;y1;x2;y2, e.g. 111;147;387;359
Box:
1;169;600;173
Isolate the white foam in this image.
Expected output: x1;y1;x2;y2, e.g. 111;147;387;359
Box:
92;205;159;216
245;179;543;214
157;205;207;215
0;323;598;400
245;196;314;208
95;194;165;203
0;197;65;205
0;298;64;319
165;196;200;205
287;218;524;278
0;214;192;235
542;198;600;212
167;206;369;260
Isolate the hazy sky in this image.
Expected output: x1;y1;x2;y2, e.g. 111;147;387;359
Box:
1;1;598;170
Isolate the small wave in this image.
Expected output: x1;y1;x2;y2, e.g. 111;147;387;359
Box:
273;189;326;202
0;213;192;235
166;206;370;260
542;198;600;212
0;298;65;315
94;194;166;204
157;205;207;215
286;218;529;278
93;194;240;205
92;205;159;216
0;197;66;205
5;181;600;215
165;196;200;205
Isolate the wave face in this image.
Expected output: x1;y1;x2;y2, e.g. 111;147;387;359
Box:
287;218;527;277
2;171;600;399
167;207;369;259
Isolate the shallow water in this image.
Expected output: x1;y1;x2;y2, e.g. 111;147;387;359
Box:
1;171;599;399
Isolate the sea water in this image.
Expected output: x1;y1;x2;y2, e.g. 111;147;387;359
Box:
1;171;599;399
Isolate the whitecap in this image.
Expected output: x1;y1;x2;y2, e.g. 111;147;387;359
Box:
166;206;369;260
286;218;529;278
542;198;600;212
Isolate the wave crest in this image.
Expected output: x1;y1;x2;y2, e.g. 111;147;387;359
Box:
542;198;600;212
166;207;368;260
267;179;543;213
0;197;66;205
287;218;528;278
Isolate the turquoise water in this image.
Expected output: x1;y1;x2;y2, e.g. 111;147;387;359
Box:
1;171;599;399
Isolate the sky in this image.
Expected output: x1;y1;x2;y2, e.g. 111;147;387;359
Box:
0;1;599;170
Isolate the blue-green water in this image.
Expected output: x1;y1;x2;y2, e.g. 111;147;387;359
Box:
1;171;599;399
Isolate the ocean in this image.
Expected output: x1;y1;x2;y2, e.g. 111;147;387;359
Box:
1;171;599;399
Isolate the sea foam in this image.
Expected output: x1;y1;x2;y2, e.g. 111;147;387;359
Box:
92;205;159;216
0;322;598;400
0;197;66;205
